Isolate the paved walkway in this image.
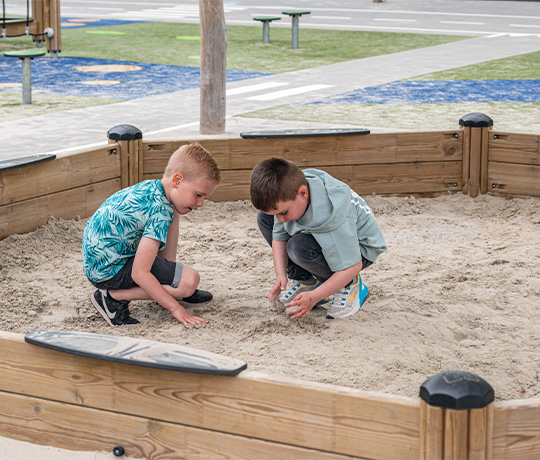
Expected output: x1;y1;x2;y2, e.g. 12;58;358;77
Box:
2;33;540;160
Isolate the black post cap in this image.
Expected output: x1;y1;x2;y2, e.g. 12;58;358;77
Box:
459;113;493;128
107;124;142;141
420;370;494;410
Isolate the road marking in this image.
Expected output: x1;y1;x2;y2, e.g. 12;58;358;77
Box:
227;82;289;96
374;18;418;23
225;20;503;35
311;16;351;20
510;24;540;28
441;21;485;25
247;84;334;101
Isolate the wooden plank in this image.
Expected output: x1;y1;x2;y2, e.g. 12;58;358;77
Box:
469;128;482;198
469;405;494;460
225;132;462;170
489;132;540;165
488;162;540;197
335;390;420;459
0;179;120;239
480;127;490;195
325;162;462;195
202;161;463;202
0;145;120;205
492;400;540;460
1;20;40;36
462;126;471;195
420;400;444;460
0;331;420;458
143;139;233;175
0;391;363;460
444;409;468;460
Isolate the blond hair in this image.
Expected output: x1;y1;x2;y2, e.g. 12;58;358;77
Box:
163;143;221;183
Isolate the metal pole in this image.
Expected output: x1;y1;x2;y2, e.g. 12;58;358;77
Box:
262;21;270;44
21;57;32;104
292;15;299;49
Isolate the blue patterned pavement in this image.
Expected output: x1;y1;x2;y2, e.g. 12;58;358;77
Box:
0;56;269;100
307;80;540;105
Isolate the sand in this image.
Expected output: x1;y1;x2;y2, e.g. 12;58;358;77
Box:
1;193;539;406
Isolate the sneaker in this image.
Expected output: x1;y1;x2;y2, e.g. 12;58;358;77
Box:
279;279;321;304
179;289;213;305
326;275;369;320
91;289;140;326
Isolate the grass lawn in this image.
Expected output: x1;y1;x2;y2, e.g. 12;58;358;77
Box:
237;101;540;134
1;22;467;73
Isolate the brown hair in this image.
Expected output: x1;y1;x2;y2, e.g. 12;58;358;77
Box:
250;157;307;211
163;143;221;183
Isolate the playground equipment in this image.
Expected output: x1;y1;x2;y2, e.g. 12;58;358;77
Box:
3;48;44;103
0;115;539;458
1;0;61;56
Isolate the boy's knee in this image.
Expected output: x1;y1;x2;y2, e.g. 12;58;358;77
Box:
287;236;320;263
180;267;200;296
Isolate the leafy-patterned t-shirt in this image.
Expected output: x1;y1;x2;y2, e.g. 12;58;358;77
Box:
82;180;174;282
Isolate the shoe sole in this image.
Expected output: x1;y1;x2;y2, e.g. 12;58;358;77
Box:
90;292;114;327
326;289;369;320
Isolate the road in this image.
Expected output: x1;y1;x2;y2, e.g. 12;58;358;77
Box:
5;0;540;36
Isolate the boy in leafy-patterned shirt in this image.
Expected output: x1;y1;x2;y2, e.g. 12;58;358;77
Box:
83;143;220;328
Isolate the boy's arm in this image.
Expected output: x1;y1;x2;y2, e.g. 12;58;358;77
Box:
286;260;364;319
133;236;205;327
269;239;289;301
158;212;180;262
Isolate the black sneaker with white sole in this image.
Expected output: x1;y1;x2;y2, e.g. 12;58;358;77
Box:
91;289;139;326
179;289;213;305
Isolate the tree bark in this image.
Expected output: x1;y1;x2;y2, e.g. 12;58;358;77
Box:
199;0;227;134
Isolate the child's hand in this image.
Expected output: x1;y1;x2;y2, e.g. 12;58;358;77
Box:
171;306;208;328
285;293;315;319
269;277;287;302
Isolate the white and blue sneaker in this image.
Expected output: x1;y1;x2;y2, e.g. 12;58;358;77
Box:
279;279;321;304
326;275;369;319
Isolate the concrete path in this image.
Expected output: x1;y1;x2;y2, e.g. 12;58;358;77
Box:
2;33;540;160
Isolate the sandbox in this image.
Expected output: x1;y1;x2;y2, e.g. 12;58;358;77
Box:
0;114;539;459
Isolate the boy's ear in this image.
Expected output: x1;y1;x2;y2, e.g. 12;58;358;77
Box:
173;173;184;186
298;185;309;199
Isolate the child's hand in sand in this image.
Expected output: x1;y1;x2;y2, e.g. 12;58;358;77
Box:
171;306;208;329
285;292;315;319
268;276;287;303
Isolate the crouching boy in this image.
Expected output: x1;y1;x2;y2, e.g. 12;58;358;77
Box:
250;157;386;319
82;143;220;328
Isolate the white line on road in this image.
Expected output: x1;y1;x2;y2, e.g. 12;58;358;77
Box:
247;85;334;101
510;24;540;28
373;18;418;23
441;21;485;26
311;16;352;20
227;82;289;96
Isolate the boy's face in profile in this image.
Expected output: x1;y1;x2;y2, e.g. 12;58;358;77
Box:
267;185;310;223
167;173;217;214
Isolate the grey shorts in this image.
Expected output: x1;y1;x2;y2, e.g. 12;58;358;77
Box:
90;257;183;291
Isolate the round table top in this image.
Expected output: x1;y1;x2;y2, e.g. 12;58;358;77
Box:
282;10;311;16
4;49;46;59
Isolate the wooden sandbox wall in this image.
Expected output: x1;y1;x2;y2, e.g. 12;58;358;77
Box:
0;114;539;459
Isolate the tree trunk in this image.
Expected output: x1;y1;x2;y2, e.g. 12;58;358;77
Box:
199;0;227;134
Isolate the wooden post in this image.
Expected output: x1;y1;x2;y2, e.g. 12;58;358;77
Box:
459;113;493;198
420;370;494;460
199;0;227;134
47;0;62;56
107;125;143;188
